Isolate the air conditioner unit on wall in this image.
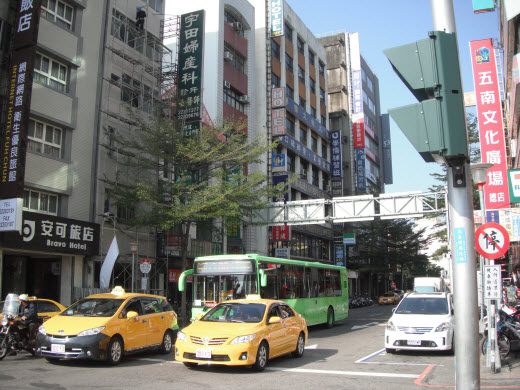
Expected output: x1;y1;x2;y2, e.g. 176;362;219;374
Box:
224;80;231;89
238;95;250;103
224;51;234;61
231;22;243;31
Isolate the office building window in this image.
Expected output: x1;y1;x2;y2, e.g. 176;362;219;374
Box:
223;88;246;113
34;53;68;93
299;127;307;144
271;39;280;60
41;0;74;30
311;136;318;153
285;52;293;73
286;85;294;100
312;167;319;187
321;115;326;126
309;77;316;94
23;189;58;215
321;141;328;159
298;65;305;84
287;151;296;172
272;72;281;88
367;77;374;92
319;61;325;77
224;44;246;74
320;87;325;101
299;96;306;108
308;50;315;65
284;22;293;41
310;106;316;118
300;160;308;180
286;116;295;137
224;10;244;36
297;36;305;54
27;119;62;158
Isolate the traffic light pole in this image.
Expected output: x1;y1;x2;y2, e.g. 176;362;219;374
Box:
430;0;480;388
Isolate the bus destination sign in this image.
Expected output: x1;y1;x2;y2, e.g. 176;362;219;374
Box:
195;260;255;275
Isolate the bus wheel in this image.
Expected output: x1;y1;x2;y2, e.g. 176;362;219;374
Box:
326;307;334;328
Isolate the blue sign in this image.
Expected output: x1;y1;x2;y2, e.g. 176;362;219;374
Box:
277;135;331;173
330;130;342;177
334;244;345;266
272;154;286;170
454;227;468;264
472;0;495;13
272;174;288;202
486;210;499;223
285;97;329;141
352;71;363;114
355;149;366;192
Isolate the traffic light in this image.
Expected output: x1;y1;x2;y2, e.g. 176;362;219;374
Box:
384;31;467;165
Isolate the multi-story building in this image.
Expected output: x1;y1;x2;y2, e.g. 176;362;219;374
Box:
0;0;173;304
168;0;335;262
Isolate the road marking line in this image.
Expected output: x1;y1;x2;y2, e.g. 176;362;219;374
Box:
355;349;444;366
268;367;419;379
355;348;386;363
305;344;317;349
352;322;380;330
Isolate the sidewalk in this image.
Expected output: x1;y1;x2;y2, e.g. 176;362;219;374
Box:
480;343;520;388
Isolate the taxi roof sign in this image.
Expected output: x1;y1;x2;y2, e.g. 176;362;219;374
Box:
111;286;125;296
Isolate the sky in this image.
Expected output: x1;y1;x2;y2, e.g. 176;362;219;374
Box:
284;0;500;194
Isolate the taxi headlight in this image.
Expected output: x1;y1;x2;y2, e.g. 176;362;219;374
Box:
435;322;451;332
77;326;105;337
177;331;187;342
230;334;256;344
1;317;7;326
38;325;46;335
386;321;396;331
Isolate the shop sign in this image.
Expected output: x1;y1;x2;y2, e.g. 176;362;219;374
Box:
270;0;284;37
0;198;23;232
1;211;100;256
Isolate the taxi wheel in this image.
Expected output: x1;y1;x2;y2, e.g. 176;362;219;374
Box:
252;341;268;371
292;332;305;358
107;336;123;366
160;330;174;354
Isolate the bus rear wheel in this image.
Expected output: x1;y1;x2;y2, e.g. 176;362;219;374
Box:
326;307;334;328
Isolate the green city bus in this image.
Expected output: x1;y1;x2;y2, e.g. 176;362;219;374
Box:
178;254;348;326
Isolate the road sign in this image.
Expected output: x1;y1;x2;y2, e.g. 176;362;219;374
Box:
475;222;510;260
483;265;502;300
140;258;151;274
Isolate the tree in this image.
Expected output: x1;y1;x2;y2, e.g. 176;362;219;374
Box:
103;109;286;322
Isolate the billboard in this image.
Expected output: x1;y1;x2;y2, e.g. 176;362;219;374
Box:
470;39;510;209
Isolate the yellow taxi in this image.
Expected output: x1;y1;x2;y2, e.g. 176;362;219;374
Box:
0;297;66;322
379;291;401;305
35;287;178;365
175;297;308;371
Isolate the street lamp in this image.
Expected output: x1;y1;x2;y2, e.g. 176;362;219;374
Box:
130;242;138;293
470;162;495;369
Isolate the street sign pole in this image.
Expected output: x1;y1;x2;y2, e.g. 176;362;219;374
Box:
431;0;480;388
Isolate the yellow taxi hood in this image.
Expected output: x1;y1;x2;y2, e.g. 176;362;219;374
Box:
42;315;110;336
184;320;262;338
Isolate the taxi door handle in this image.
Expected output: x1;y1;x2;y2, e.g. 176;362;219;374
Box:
142;319;147;324
161;316;165;320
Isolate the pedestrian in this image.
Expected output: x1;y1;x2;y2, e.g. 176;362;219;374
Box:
136;6;146;30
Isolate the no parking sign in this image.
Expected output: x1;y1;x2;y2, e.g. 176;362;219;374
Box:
475;222;510;260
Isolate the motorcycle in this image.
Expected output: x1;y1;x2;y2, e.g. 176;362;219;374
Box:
0;294;36;360
480;304;520;359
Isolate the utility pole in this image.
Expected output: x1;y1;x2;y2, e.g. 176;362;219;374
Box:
432;1;480;387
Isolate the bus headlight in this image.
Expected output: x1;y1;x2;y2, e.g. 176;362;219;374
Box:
230;334;256;344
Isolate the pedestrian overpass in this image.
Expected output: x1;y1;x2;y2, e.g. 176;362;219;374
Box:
248;191;447;225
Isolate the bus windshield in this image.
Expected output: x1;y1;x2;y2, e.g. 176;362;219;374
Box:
193;274;258;306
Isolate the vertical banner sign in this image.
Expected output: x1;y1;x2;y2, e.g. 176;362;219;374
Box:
470;39;510;210
508;169;520;203
0;0;41;199
272;224;290;241
270;0;284;37
334;244;345;266
355;149;366;192
178;10;205;137
352;117;365;148
272;87;286;136
352;71;363;114
330;130;343;196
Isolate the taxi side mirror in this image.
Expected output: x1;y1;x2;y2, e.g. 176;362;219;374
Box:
126;310;138;319
268;316;281;324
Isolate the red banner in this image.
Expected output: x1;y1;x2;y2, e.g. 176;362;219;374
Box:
272;224;290;241
470;39;510;209
353;117;365;149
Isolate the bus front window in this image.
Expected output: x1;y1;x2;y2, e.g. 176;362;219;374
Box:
193;274;258;305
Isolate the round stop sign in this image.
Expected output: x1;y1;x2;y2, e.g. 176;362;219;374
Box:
140;258;151;274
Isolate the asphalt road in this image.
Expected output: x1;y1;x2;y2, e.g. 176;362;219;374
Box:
1;304;519;389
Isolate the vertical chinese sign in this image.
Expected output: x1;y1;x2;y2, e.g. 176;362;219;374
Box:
470;39;510;210
0;0;41;199
178;10;205;137
330;130;343;196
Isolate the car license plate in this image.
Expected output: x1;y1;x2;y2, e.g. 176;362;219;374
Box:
196;349;211;358
51;344;65;353
407;340;421;346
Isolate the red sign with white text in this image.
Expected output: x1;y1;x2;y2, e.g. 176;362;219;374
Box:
353;117;365;149
272;224;290;241
470;39;510;209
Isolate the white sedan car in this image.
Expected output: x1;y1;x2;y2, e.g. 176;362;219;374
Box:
385;292;454;354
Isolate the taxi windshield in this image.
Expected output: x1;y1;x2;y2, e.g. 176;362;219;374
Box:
61;298;124;317
201;303;266;323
